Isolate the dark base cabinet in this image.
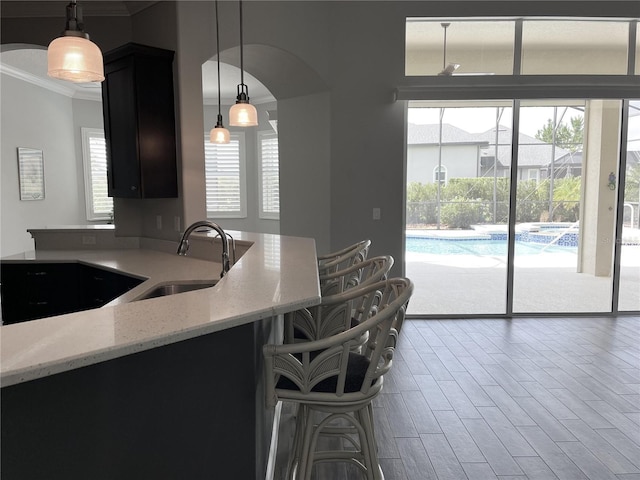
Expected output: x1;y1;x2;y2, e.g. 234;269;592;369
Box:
0;263;78;325
0;263;143;325
1;319;277;480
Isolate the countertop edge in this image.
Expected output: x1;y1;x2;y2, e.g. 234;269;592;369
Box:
1;232;320;386
0;295;318;388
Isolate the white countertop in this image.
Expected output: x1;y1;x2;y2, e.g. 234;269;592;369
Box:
0;232;320;387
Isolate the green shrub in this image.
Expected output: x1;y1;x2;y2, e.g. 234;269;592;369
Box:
407;176;583;226
440;197;490;228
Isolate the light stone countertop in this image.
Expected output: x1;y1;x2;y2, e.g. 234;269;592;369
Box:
0;232;320;387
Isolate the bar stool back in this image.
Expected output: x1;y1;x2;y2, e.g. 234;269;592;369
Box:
286;255;394;343
317;239;371;277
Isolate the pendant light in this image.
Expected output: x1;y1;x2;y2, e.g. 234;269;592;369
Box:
228;0;258;127
210;0;231;144
47;0;104;83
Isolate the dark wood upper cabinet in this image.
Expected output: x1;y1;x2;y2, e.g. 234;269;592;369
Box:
101;43;178;198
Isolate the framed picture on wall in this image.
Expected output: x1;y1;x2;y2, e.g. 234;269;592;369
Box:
17;147;45;201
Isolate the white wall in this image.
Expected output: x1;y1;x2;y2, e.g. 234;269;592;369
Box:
0;74;91;256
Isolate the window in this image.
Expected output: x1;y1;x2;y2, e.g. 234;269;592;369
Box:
406;19;515;76
258;132;280;219
521;19;629;75
433;165;447;185
81;128;113;221
527;168;540;183
204;132;246;218
405;17;635;77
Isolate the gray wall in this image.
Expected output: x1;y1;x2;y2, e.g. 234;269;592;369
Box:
0;74;99;256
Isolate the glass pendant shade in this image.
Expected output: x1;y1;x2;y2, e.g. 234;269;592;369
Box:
229;101;258;127
210;125;231;144
48;35;104;82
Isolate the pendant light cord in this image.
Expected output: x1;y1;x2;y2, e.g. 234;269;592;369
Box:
239;0;245;86
441;23;449;70
215;0;222;117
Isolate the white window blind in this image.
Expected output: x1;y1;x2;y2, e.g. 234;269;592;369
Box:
259;132;280;219
81;128;113;221
205;132;247;218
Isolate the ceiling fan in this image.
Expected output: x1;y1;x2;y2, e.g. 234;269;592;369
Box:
437;23;460;76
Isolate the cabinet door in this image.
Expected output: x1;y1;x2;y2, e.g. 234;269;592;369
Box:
135;55;178;198
1;264;28;324
101;43;178;199
102;56;142;198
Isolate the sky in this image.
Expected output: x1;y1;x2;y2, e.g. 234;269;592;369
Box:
408;105;581;137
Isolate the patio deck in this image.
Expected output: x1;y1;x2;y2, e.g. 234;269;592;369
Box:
405;228;640;316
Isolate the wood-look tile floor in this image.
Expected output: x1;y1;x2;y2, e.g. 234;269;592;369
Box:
274;316;640;480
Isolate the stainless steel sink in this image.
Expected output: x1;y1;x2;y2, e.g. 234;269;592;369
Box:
135;281;217;300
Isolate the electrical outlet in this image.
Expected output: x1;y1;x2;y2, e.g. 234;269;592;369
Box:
156;215;162;230
373;208;381;220
82;235;96;245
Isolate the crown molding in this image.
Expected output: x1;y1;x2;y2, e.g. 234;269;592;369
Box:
71;84;103;101
0;63;101;101
0;1;158;18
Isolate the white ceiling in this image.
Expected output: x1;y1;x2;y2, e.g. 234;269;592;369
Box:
0;47;275;105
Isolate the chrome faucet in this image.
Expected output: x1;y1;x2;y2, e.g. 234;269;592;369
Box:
177;220;230;278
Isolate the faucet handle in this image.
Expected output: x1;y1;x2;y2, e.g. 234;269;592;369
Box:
220;251;230;278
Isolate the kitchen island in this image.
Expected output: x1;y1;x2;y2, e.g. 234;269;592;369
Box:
1;231;320;480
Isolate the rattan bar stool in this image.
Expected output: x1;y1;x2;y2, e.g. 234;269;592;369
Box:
264;278;413;480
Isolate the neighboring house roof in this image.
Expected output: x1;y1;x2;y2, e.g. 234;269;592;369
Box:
547;151;583;168
408;123;572;169
477;127;571;168
627;151;640;167
408;123;488;146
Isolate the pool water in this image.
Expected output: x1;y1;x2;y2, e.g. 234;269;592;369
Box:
406;238;577;256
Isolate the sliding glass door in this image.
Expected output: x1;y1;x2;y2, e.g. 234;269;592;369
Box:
512;101;619;313
618;100;640;312
406;102;513;315
406;99;638;316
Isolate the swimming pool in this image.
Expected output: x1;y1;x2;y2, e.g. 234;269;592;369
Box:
406;237;577;256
